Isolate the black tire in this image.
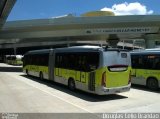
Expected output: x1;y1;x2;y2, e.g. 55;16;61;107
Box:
147;78;159;91
68;79;76;90
39;72;44;80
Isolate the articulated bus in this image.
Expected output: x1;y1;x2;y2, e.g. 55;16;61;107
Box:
131;49;160;90
5;55;23;65
23;46;131;95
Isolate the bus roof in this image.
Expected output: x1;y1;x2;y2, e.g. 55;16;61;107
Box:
25;49;52;55
55;45;102;52
131;49;160;55
25;45;102;55
55;45;128;52
145;48;160;51
25;45;128;55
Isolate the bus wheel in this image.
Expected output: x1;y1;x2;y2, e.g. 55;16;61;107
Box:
68;78;76;91
39;72;44;80
147;78;159;91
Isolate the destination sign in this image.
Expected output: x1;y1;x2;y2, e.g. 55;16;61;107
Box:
85;27;159;34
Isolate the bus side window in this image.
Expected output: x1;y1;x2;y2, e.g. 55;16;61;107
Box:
82;55;87;72
38;54;48;66
68;54;75;70
29;55;32;65
131;59;136;68
131;55;145;69
56;53;67;69
154;57;160;69
138;57;143;69
131;55;139;68
77;54;87;72
87;52;99;71
77;55;82;71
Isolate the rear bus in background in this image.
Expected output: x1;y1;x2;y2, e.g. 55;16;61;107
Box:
5;55;23;65
23;46;131;95
130;49;160;90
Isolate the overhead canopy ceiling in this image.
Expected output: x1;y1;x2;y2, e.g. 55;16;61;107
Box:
0;0;159;51
1;15;160;41
0;0;16;29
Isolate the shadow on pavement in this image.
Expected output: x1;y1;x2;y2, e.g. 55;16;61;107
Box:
21;74;128;102
0;66;23;72
131;84;160;93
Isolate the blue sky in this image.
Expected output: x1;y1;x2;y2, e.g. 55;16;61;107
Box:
7;0;160;21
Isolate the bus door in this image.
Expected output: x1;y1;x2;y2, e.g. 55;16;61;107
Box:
76;70;91;90
76;71;87;83
133;69;146;85
131;55;145;85
76;53;96;91
75;55;88;88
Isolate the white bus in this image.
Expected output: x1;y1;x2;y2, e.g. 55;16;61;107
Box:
23;46;131;95
5;55;23;65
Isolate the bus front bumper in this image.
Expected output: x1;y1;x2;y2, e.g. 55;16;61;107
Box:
96;83;131;95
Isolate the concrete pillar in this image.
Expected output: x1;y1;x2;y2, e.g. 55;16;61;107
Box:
144;34;160;48
145;39;155;48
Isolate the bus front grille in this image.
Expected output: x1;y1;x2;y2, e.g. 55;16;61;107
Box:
88;72;95;91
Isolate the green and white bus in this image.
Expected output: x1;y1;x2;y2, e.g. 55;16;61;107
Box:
5;55;23;65
131;49;160;90
23;46;131;95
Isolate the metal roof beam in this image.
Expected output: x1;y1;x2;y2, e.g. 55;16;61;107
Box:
0;0;16;29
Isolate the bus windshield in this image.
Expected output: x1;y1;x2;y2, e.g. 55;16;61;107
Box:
103;51;130;67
